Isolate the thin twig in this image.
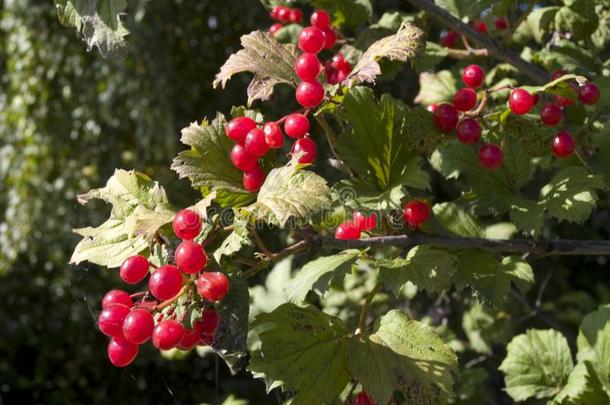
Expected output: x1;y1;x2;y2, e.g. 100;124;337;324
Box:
250;227;274;258
357;283;382;333
445;47;489;59
153;285;189;312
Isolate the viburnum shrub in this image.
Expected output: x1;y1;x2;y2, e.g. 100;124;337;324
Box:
67;0;610;404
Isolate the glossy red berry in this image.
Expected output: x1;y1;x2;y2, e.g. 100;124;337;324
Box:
175;240;207;275
243;165;266;192
353;212;377;231
230;144;258;171
173;209;202;240
178;323;203;351
555;94;575;107
148;265;183;301
540;103;563;126
433;103;458;132
108;334;139;367
478;144;504;169
196;272;230;302
322;28;337;49
552;131;575;158
296;81;325;108
403;201;430;227
440;30;458;48
122;309;154;344
263;122;284;148
291;137;317;163
120;255;149;285
152;319;185;351
284;113;310;138
427;104;438;113
494;17;508;30
330;53;346;70
288;8;302;23
294;53;321;81
579;83;600;105
453;88;478;111
102;289;133;309
456;119;482;144
276;6;290;22
354;392;377;405
310;10;331;29
269;23;282;35
98;303;130;337
473;20;488;33
335;222;361;240
225;117;257;144
199;309;220;335
270;6;280;20
509;88;534;115
462;64;485;89
298;27;325;54
244;128;270;157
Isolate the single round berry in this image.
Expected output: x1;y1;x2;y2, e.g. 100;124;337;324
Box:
353;212;377;231
284;113;310;138
244;128;269;157
322;28;337;49
178;323;203;351
294;53;321;81
555;94;575;107
196;272;230;302
225;117;257;144
102;289;133;309
276;6;290;22
298;27;325;54
230;144;258;171
354;392;376;405
552;131;575;158
152;319;185;351
98;303;130;337
288;8;302;23
107;334;139;367
540;103;563;126
269;23;283;35
199;333;214;346
478;144;504;169
173;209;202;240
175;240;207;275
427;104;438;113
453;88;478;111
473;20;488;33
456;119;482;144
148;265;183;301
330;53;347;70
263;122;284;148
336;69;349;83
199;309;220;335
243;165;266;192
403;201;430;227
335;222;361;240
270;6;280;20
551;69;567;81
295;81;325;108
291;137;317;163
532;93;540;106
494;17;508;30
310;9;331;29
120;255;149;285
440;30;458;48
579;83;600;105
433;103;458;132
462;64;485;89
509;88;534;115
122;309;154;344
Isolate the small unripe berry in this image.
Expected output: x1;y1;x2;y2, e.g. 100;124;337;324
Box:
244;128;270;157
243;165;266;192
579;83;600;105
478;144;504;169
152;319;185;351
456;119;482;144
509;88;534;115
540;103;563;127
552;131;575;158
335;222;361;240
263;122;284;148
403;201;430;227
122;308;154;344
291;137;317;164
284;113;310;138
98;303;130;337
453;88;478;111
148;265;183;301
225;117;257;144
462;64;485;89
230;144;258;171
298;27;325;54
294;53;321;81
196;272;230;302
310;10;331;29
433;103;458;132
173;209;202;240
102;289;133;309
295;81;325;108
107;334;139;367
175;240;207;274
120;255;149;285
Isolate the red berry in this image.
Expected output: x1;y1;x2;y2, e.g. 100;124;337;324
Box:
244;128;270;157
298;27;325;54
102;289;133;309
152;319;185;351
263;122;284;148
453;88;478;111
122;309;154;344
294;53;321;81
403;201;430;227
243;165;266;192
335;221;361;240
199;333;214;346
494;17;508;30
288;8;302;23
509;88;534;115
532;93;540;105
225;117;257;144
552;131;575;158
98;303;130;337
322;28;337;49
462;64;485;89
284;113;310;138
551;69;567;81
291;137;317;163
478;144;504;169
355;392;377;405
456;119;482;144
540;103;563;126
296;81;325;108
173;209;202;240
270;6;280;20
199;309;219;335
269;23;283;35
336;69;349;83
178;323;203;351
473;20;488;33
276;6;290;22
175;240;207;275
330;53;346;70
107;334;139;367
120;255;149;285
433;103;458;132
353;212;377;231
427;104;438;113
555;94;575;107
148;265;183;301
230;144;258;171
579;83;600;105
310;10;331;29
196;272;230;302
440;30;458;48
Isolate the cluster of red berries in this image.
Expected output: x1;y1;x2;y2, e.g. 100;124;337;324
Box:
98;209;230;367
440;17;507;47
269;5;303;34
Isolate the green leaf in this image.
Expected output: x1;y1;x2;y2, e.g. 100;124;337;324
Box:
413;42;449;72
500;329;574;402
514;6;559;44
554;360;609;404
273;23;302;45
433;202;484;237
377;245;458;295
462;303;514;354
373;11;419;32
504;115;556;157
311;0;372;29
555;0;599;40
503;256;535;294
54;0;128;56
213;209;252;263
250;257;293;318
532;40;599;73
249;304;350;404
414;70;457;106
434;0;494;18
454;251;515;306
510;197;545;236
575;305;610;398
347;310;457;405
213;30;299;105
171;114;253;207
286;250;360;303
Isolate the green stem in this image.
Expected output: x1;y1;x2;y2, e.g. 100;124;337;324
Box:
357;283;382;333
